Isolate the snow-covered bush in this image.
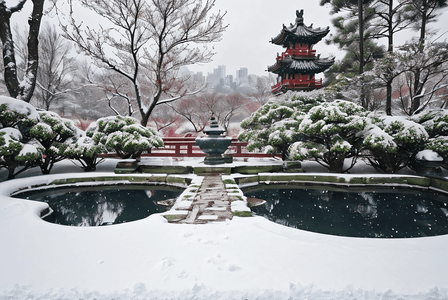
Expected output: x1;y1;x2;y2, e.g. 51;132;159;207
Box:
65;134;106;172
0;96;41;179
289;100;369;173
423;137;448;166
362;115;429;173
0;96;39;129
411;109;448;139
0;128;40;179
30;111;82;174
86;116;163;159
239;91;324;160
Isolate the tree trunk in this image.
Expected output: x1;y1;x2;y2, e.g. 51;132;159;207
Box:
411;0;428;115
0;3;21;98
358;0;366;109
386;79;393;115
0;0;44;102
21;0;45;102
385;0;394;116
358;0;364;76
7;167;15;180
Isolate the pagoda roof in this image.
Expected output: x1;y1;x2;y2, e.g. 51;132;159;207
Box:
271;9;330;47
268;56;335;75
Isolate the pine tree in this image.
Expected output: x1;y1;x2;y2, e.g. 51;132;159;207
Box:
320;0;379;109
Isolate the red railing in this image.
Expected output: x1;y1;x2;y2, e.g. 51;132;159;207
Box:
102;137;272;158
277;49;316;60
271;78;323;93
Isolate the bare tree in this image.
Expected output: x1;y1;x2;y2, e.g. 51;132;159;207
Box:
219;93;248;132
172;91;248;133
369;0;413;115
400;0;447;113
0;0;45;102
35;23;77;111
250;77;271;105
62;0;227;126
396;39;448;115
149;103;180;135
170;96;208;133
15;22;77;111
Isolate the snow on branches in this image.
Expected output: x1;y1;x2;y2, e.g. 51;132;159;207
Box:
0;96;40;179
62;0;227;126
30;111;83;174
240;90;448;174
290;100;369;173
0;127;40;180
362;115;428;173
86;115;163;159
239;91;324;160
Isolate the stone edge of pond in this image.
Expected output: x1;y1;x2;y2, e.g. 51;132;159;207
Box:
231;173;448;195
8;174;194;196
6;172;448;225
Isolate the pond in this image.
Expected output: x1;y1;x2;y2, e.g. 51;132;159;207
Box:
244;186;448;238
15;186;183;226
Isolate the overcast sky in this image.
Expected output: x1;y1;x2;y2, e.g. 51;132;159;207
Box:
188;0;448;78
9;0;448;78
188;0;339;77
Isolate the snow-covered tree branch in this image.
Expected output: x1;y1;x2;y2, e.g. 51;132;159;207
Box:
61;0;227;126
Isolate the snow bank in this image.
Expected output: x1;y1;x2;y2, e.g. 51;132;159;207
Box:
1;159;448;299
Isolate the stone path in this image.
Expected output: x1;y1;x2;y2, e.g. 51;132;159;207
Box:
181;174;234;224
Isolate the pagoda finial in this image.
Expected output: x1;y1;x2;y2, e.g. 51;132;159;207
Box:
295;9;304;25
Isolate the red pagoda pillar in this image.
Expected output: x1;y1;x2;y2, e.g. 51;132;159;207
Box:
268;9;334;95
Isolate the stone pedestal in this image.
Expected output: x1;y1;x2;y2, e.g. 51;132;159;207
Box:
195;117;232;165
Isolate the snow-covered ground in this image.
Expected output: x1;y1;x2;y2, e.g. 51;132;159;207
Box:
1;159;448;299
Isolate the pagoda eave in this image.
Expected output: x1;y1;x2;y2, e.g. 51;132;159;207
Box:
268;57;334;75
270;26;330;47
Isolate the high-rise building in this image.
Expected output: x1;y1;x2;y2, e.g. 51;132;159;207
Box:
193;72;204;83
236;67;248;84
218;65;226;79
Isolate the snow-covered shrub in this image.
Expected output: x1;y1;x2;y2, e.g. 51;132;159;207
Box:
411;109;448;171
0;96;39;129
424;137;448;166
411;109;448;138
30;111;82;174
0;96;41;179
239;91;324;160
86;116;163;159
65;134;106;172
0;128;40;179
289;100;369;173
362;115;429;173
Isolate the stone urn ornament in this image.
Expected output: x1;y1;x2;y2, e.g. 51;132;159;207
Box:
195;116;232;165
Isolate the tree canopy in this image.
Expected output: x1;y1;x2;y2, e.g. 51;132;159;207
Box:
61;0;228;126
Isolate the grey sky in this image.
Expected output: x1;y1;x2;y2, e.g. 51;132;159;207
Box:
188;0;448;78
188;0;339;77
9;0;448;79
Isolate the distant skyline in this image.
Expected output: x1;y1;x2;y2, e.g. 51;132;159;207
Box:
8;0;448;78
188;0;448;77
188;0;339;77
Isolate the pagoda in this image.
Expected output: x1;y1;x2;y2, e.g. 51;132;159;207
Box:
268;9;334;94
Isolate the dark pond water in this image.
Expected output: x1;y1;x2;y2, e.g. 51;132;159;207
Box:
15;186;182;226
245;186;448;238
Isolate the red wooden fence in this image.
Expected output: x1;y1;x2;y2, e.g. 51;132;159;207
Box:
144;137;272;158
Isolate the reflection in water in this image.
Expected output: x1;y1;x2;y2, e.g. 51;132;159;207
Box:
17;187;182;226
247;188;448;238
